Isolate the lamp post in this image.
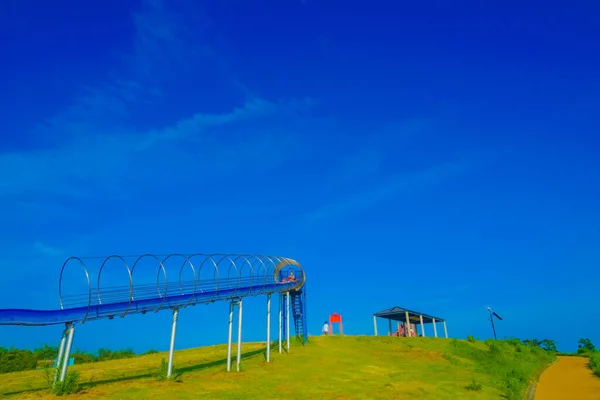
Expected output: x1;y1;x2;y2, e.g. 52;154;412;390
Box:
486;306;503;340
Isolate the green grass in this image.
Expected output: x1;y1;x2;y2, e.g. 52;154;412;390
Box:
0;336;554;399
589;352;600;377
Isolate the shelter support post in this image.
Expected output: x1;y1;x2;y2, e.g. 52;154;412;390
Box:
278;293;283;354
373;315;378;336
266;294;271;362
388;319;392;336
167;308;179;378
405;311;410;337
419;314;425;337
227;302;234;371
432;318;438;338
236;300;243;371
443;321;448;338
59;323;75;383
53;324;68;386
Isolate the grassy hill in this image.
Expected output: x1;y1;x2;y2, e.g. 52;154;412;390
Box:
0;335;554;399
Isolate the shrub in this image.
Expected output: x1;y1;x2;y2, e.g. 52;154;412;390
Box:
97;348;136;362
578;338;596;356
153;357;182;382
33;344;58;360
0;347;37;373
72;350;95;364
465;379;482;391
52;370;81;396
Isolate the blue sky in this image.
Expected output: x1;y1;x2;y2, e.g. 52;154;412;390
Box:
0;0;599;353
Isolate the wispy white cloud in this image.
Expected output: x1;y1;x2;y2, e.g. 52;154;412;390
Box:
0;97;314;201
0;0;317;205
302;161;468;225
32;241;64;258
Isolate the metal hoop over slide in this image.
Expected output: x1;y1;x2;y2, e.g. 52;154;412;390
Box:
56;253;304;322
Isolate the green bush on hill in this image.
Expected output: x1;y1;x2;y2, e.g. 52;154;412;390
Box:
0;347;38;373
577;338;596;356
448;337;555;400
589;352;600;377
0;344;144;374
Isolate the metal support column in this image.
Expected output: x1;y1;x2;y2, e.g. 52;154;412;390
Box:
443;321;448;338
167;308;179;378
266;294;271;362
405;311;410;337
373;315;378;336
286;292;291;352
59;323;75;382
432;318;438;337
419;314;425;337
388;319;392;336
52;324;69;386
278;293;283;354
236;300;243;371
53;325;68;385
227;302;234;371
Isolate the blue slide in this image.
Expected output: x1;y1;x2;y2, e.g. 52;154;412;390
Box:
0;280;300;326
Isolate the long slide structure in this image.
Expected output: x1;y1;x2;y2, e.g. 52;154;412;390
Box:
0;253;308;386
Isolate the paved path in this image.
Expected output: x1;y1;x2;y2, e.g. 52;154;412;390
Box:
534;356;600;400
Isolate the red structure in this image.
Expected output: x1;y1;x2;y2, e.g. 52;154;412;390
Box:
329;313;343;335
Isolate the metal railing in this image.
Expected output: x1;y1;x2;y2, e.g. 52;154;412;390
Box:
58;253;305;323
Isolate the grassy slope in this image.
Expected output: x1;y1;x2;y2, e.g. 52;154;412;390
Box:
1;336;553;399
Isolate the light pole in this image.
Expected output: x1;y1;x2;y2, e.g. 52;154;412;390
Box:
486;306;503;340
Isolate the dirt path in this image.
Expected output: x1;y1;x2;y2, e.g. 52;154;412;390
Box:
534;356;600;400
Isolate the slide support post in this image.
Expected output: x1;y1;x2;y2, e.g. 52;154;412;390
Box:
236;300;243;371
278;293;283;354
167;307;179;379
53;325;68;386
59;323;75;383
227;301;234;371
266;294;271;362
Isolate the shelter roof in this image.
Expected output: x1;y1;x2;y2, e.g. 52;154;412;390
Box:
373;306;445;324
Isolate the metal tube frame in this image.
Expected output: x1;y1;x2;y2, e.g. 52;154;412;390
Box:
266;294;271;362
278;293;283;354
59;323;75;382
167;308;179;378
56;254;304;325
50;253;308;377
227;302;234;371
236;300;243;371
52;325;68;385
